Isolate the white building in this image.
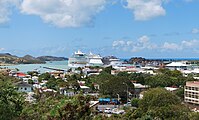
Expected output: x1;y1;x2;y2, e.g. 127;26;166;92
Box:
16;81;33;93
60;88;76;97
132;83;148;98
166;62;189;70
185;81;199;105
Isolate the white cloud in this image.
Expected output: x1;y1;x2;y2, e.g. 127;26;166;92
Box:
20;0;107;27
162;42;181;51
192;28;199;34
182;39;199;47
138;35;149;43
0;48;5;51
124;0;166;21
112;40;126;47
162;39;199;51
113;36;199;53
0;0;19;24
112;35;157;52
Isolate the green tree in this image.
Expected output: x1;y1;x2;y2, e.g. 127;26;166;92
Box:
49;95;92;120
117;72;130;77
102;66;114;74
20;93;64;120
38;72;51;82
189;112;199;120
46;76;57;90
135;88;189;120
96;73;134;101
175;87;184;100
0;75;24;120
129;73;150;85
131;98;139;108
28;79;34;84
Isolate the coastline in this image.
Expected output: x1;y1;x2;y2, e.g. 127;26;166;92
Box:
0;63;16;66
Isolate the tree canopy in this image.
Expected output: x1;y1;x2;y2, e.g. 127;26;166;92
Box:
0;74;24;120
95;72;134;102
135;88;189;120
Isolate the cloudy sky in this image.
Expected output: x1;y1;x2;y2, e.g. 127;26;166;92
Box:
0;0;199;58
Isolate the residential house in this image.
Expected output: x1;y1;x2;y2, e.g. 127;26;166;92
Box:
16;81;33;93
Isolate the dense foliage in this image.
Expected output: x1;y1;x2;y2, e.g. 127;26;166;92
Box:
20;93;92;120
95;72;134;101
0;74;24;120
0;67;198;120
136;88;189;119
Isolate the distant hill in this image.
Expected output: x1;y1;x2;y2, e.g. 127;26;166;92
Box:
37;56;68;61
21;55;46;64
0;53;68;65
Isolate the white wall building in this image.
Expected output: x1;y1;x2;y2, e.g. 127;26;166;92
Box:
185;81;199;105
16;81;33;93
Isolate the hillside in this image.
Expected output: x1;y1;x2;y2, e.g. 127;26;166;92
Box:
0;53;67;65
0;54;45;65
37;56;68;61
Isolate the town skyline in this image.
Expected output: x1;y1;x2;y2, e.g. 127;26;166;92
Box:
0;0;199;58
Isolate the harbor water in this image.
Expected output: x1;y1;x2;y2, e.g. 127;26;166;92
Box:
0;61;69;73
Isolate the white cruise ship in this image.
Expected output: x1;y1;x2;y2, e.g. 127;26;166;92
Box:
68;50;88;68
87;52;103;67
68;50;103;68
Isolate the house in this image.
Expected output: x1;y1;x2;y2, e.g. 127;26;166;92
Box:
22;78;29;83
60;87;76;97
16;72;26;78
80;85;90;93
78;80;86;86
42;88;57;93
132;82;148;98
93;83;100;90
165;87;178;93
32;76;39;83
16;81;33;93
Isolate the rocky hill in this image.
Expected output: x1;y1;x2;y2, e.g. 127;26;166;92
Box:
37;56;68;61
0;53;68;65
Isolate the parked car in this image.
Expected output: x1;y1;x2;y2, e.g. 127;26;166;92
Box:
111;108;125;114
97;108;103;113
104;108;112;114
124;102;131;107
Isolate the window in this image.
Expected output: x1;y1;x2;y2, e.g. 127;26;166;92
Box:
196;88;199;91
24;88;27;90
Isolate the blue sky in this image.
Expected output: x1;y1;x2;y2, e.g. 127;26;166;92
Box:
0;0;199;58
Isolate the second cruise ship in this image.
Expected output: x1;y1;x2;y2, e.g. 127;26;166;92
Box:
68;50;103;68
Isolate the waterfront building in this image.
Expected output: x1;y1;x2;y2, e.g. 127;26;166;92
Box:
166;62;189;70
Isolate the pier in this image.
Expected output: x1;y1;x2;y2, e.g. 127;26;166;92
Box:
42;67;67;72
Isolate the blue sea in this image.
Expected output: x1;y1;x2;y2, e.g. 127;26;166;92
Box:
0;61;69;73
